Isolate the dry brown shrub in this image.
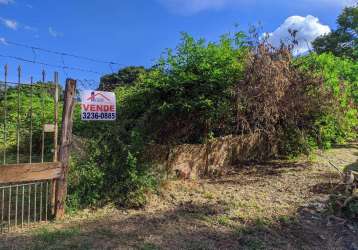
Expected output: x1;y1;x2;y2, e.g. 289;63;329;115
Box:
236;42;335;159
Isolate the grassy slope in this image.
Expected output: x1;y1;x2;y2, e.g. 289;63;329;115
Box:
0;144;357;250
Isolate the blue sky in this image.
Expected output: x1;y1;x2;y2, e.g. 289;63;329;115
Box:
0;0;354;87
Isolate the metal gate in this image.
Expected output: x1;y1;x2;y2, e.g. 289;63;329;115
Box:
0;65;76;232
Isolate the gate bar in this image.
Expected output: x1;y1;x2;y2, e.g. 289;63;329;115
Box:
3;65;8;165
16;66;21;164
0;162;62;184
29;76;33;164
41;70;46;163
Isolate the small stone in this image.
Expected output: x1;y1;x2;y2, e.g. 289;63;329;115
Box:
346;224;356;232
312;215;321;220
350;242;358;250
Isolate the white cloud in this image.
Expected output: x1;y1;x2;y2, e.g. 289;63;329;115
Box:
158;0;355;14
266;15;331;54
0;18;38;34
48;27;63;38
0;17;18;30
24;25;37;32
0;37;8;45
0;0;14;5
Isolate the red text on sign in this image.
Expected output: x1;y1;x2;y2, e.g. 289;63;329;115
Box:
81;104;115;112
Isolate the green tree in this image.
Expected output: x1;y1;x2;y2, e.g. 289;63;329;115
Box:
115;32;248;144
294;53;357;149
313;5;358;59
99;66;147;91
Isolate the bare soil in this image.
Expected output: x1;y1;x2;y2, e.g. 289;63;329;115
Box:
0;144;357;250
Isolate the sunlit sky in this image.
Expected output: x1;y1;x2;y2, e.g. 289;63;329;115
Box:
0;0;353;86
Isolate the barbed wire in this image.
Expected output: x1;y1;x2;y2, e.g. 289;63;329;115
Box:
0;78;100;87
0;53;105;75
3;39;123;66
76;78;101;90
0;80;56;87
0;38;117;90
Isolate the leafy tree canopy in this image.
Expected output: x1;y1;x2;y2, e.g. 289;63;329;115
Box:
313;5;358;59
99;66;147;91
113;32;249;144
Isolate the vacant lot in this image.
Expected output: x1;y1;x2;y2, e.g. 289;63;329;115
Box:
1;144;357;250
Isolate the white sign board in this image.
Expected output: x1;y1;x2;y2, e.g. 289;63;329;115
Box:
81;90;116;121
43;124;55;133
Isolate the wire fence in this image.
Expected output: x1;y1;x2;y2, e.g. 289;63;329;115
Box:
0;181;52;232
0;65;60;165
0;37;119;91
0;64;60;232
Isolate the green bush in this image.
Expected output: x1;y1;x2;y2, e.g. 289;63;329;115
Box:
68;33;357;210
68;32;248;209
67;142;105;209
297;53;358;149
68;124;157;209
114;32;248;144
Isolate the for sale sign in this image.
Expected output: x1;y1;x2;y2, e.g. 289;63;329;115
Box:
81;90;116;121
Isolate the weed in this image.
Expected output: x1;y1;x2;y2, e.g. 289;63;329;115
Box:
34;227;81;244
140;243;159;250
234;225;255;237
95;227;117;238
242;238;265;250
278;215;291;224
203;191;215;200
277;214;299;225
253;218;270;230
30;227;86;250
217;215;232;227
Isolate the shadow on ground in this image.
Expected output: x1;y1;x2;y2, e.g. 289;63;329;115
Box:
1;144;358;250
2;200;357;250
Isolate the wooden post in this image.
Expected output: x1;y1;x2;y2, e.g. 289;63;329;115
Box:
55;79;76;219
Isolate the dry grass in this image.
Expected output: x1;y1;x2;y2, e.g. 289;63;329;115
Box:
0;144;357;250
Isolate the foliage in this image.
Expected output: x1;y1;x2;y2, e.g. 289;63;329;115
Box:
236;43;342;158
99;66;147;91
297;52;358;105
71;117;157;209
297;53;358;148
313;5;358;60
69;30;358;209
68;32;248;209
0;83;61;163
115;32;248;144
67;139;105;209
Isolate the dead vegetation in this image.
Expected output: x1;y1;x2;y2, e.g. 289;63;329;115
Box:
236;42;336;159
0;145;357;250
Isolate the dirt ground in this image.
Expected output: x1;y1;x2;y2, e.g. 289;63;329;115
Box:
0;144;357;250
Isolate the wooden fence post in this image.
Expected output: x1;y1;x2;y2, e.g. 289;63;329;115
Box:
55;79;76;219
